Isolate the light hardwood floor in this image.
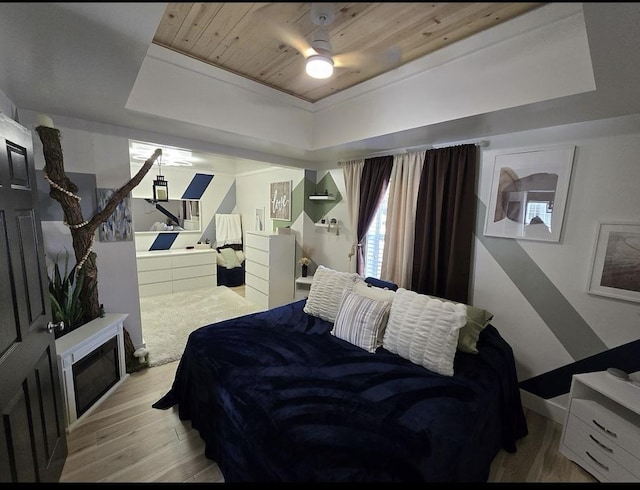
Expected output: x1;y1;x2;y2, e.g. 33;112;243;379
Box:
60;284;597;483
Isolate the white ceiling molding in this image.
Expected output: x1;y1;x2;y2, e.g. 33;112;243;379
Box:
126;3;594;153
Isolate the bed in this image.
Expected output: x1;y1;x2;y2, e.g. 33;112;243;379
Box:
153;267;528;482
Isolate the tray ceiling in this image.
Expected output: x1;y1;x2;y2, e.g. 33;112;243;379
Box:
153;2;545;103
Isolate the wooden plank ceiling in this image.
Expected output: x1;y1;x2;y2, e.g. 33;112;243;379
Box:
153;2;545;103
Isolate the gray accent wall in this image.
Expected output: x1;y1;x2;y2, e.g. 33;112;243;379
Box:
475;199;607;360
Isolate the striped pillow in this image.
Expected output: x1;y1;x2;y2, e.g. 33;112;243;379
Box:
331;290;392;353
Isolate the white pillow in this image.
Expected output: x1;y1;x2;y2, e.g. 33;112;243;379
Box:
332;290;391;353
382;288;467;376
303;265;360;322
218;247;242;268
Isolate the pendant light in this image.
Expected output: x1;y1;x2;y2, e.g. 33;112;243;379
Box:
152;153;169;202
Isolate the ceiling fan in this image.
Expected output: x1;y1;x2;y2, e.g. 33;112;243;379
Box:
264;3;402;80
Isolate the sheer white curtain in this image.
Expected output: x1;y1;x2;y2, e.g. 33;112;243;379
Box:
342;159;364;273
380;151;425;288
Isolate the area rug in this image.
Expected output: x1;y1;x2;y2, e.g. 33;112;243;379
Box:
140;286;262;367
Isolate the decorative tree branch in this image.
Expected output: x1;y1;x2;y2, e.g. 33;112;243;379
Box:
36;121;161;371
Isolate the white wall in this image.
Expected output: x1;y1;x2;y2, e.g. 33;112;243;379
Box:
474;115;640;391
309;114;640;419
16;99;640;424
0;86;16;120
235;166;304;235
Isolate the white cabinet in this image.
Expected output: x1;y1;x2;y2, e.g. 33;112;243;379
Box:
136;249;217;297
244;231;295;310
55;313;128;432
559;371;640;482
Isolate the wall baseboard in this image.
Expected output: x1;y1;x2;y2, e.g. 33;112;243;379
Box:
519;389;568;425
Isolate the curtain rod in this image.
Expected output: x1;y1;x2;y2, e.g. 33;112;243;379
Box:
337;139;489;166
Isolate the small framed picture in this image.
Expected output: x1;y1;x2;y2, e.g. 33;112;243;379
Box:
587;221;640;303
255;207;265;231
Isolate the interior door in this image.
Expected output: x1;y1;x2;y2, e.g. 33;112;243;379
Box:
0;113;67;481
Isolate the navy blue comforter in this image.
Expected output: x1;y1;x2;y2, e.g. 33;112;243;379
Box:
153;299;527;482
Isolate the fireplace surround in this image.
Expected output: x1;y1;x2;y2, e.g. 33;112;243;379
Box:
55;313;128;432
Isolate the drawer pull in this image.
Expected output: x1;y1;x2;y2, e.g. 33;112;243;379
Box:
585;451;609;472
589;434;613;453
592;419;617;438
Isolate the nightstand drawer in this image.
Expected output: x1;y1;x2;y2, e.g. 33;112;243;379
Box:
565;414;640;479
571;398;640;457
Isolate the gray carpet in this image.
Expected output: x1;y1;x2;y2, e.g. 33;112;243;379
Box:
140;285;261;367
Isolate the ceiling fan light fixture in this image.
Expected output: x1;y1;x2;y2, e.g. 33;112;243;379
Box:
306;54;334;79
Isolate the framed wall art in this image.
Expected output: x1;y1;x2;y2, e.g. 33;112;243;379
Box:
270;180;291;221
587;221;640;303
255;207;265;231
484;146;575;242
96;188;133;242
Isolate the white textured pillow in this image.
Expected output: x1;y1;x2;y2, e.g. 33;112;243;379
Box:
382;288;467;376
332;290;391;353
303;265;360;322
219;247;242;268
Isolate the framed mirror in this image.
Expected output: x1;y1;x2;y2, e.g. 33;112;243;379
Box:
132;198;201;233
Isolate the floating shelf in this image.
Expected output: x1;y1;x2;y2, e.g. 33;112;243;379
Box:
309;195;336;201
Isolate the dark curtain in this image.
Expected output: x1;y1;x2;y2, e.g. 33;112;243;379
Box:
411;144;477;303
356;156;393;275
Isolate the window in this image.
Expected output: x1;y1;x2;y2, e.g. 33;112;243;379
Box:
364;187;389;278
525;199;553;229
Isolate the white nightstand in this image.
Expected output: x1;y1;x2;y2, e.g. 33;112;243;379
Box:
559;370;640;482
295;275;314;300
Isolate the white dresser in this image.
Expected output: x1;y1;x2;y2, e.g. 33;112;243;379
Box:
244;231;295;310
559;371;640;482
136;249;217;297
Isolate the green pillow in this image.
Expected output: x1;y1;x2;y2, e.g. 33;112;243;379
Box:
219;247;242;269
427;295;493;354
458;305;494;354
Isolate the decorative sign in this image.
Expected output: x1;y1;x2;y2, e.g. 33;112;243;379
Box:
270;181;292;221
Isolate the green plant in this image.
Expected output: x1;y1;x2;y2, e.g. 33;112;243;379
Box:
48;249;85;338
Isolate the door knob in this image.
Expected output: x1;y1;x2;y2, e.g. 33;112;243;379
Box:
46;321;65;334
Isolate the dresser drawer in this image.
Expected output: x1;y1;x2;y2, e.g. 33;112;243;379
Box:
245;260;270;281
564;414;640;481
246;272;269;295
137;256;172;272
245;285;269;310
173;275;214;292
245;233;271;252
246;247;270;266
172;252;215;268
138;269;169;285
571;398;640;457
172;263;216;281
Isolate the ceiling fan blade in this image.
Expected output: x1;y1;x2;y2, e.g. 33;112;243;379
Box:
333;45;402;70
264;19;315;58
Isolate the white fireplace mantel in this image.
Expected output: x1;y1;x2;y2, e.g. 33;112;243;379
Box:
55;313;128;432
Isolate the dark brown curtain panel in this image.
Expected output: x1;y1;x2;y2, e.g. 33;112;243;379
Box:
411;144;477;303
356;156;393;275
